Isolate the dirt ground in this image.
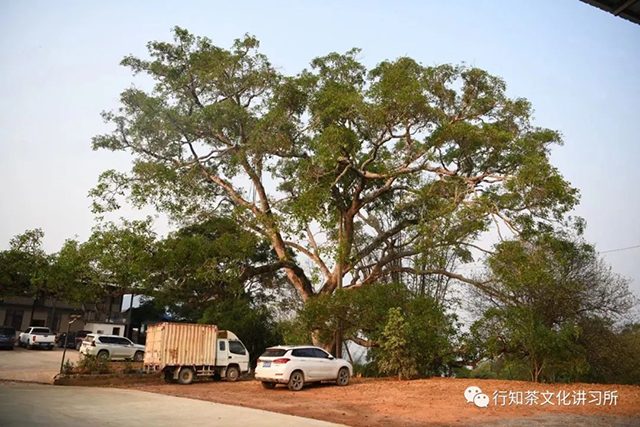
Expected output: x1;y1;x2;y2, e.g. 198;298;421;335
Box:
118;377;640;426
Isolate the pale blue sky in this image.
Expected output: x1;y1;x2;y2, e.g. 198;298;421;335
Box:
1;1;639;297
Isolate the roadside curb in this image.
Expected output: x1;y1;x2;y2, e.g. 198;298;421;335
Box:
0;378;53;386
54;373;161;386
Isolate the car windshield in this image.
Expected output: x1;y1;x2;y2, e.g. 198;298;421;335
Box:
31;328;51;335
261;348;287;357
0;328;15;335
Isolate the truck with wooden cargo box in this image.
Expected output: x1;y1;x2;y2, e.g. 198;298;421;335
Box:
143;322;250;384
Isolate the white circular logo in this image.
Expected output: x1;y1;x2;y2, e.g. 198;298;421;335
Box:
464;386;482;404
473;393;490;408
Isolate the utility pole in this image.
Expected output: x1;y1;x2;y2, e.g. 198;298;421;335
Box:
59;314;82;375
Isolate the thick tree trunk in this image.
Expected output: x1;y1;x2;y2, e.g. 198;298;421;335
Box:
311;328;336;353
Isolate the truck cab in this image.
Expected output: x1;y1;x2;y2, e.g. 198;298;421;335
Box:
215;331;250;380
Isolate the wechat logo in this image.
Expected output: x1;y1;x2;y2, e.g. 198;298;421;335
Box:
464;386;490;408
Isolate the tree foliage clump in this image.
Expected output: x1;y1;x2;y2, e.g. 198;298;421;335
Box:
0;229;49;298
293;282;459;376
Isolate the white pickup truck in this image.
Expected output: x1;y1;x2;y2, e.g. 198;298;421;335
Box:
18;327;55;350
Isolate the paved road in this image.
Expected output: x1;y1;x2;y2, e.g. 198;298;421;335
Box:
0;383;343;427
0;347;79;383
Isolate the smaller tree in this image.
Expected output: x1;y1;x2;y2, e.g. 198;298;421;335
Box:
470;233;635;382
473;306;587;382
377;307;417;380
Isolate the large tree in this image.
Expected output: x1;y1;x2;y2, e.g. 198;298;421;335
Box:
92;28;578;343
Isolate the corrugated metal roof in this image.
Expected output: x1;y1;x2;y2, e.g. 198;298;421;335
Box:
581;0;640;25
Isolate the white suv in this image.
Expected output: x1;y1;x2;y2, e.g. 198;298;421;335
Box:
80;334;145;361
255;345;352;391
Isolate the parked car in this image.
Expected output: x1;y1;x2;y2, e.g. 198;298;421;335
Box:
73;330;91;350
0;326;16;350
254;345;352;391
79;334;145;361
18;327;55;350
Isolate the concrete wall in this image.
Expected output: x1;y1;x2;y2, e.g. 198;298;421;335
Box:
1;307;85;333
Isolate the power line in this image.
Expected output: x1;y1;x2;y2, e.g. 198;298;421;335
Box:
600;244;640;254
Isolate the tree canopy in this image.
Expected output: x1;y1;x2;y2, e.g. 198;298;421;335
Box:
91;27;578;321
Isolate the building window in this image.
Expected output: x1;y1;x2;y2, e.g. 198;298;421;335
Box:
112;327;120;336
4;310;24;330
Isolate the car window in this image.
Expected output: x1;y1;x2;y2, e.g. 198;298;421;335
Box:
292;348;314;358
32;328;51;335
312;348;331;359
0;328;15;335
98;336;114;344
219;341;226;351
261;349;287;357
24;328;31;334
229;340;246;355
83;335;95;342
117;337;132;345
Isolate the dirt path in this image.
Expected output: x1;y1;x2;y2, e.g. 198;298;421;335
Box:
117;377;640;426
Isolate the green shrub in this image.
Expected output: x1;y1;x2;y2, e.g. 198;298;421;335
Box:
77;354;111;375
62;359;75;375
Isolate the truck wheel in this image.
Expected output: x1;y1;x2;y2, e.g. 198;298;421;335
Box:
287;371;304;391
134;351;144;362
226;366;240;382
47;346;54;351
163;370;176;383
97;350;110;360
261;381;276;389
337;367;350;386
177;368;195;385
